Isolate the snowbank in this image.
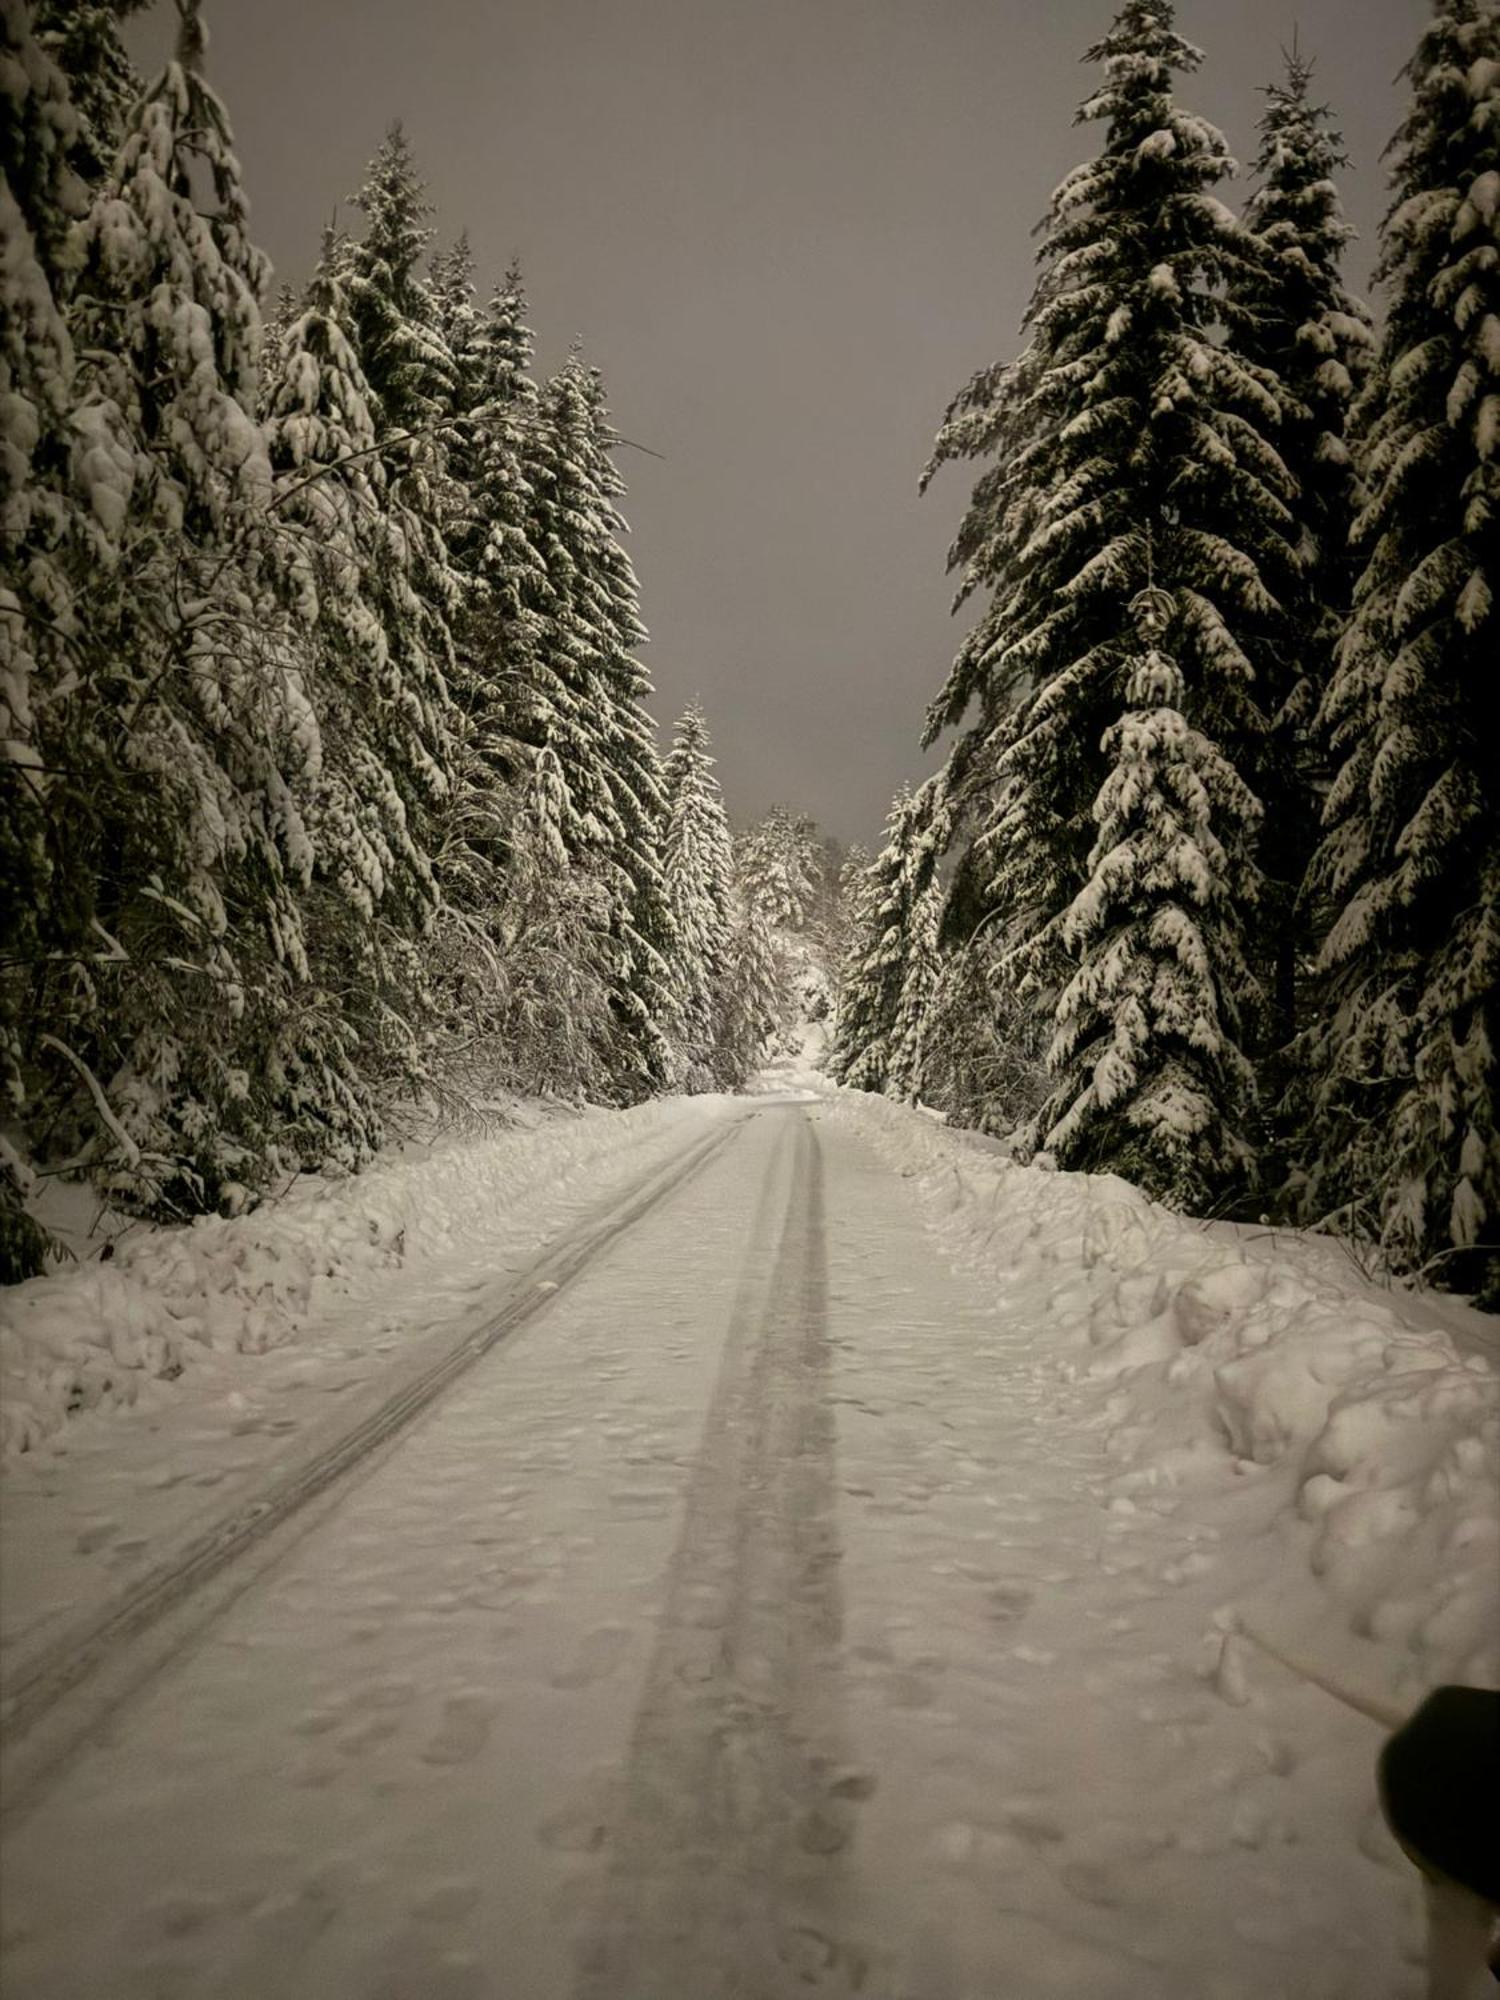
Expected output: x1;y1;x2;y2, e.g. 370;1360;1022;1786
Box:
827;1089;1500;1696
0;1099;725;1459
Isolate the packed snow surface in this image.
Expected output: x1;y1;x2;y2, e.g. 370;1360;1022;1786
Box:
0;1085;1495;1999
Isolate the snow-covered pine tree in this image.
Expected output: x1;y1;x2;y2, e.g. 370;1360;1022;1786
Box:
661;703;736;1084
262;227;458;1125
921;0;1298;1205
738;806;818;933
526;352;680;1096
484;743;617;1099
827;779;945;1096
341;124;455;444
1043;585;1262;1203
429;231;479;399
717;891;782;1089
1302;0;1499;1302
1233;45;1372;1051
0;0;97;1276
257;277;301;415
886;871;944;1102
44;0;333;1209
32;0;145;187
439;263;551;876
339;129;461;726
826;842;874;987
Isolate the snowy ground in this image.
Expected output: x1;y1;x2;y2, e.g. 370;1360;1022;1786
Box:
0;1083;1496;1998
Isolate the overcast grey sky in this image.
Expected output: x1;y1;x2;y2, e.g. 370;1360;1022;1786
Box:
131;0;1423;846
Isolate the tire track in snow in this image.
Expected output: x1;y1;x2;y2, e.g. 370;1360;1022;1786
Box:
0;1112;747;1827
578;1110;869;1999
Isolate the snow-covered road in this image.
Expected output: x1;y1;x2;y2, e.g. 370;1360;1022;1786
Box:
0;1098;1463;1997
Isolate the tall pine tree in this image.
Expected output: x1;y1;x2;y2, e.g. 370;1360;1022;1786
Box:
827;780;945;1097
262;228;456;1132
661;703;736;1084
1303;0;1499;1300
341;124;455;443
35;0;335;1209
1234;45;1372;1053
527;353;679;1096
1;0;96;1275
922;0;1298;1206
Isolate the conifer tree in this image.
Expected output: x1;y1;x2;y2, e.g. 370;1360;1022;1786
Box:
886;872;944;1101
718;893;781;1088
1303;0;1499;1300
738;806;818;932
339;128;460;708
429;231;479;399
30;0;332;1209
527;353;679;1095
32;0;145;186
1234;46;1372;1048
440;263;550;862
488;744;616;1098
827;781;945;1096
661;704;736;1082
261;229;456;1121
1043;586;1262;1202
825;843;874;987
341;124;455;442
922;0;1297;1204
1;0;95;1275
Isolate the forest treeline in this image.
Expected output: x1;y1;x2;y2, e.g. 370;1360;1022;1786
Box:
0;0;848;1279
4;0;1494;1309
830;0;1497;1304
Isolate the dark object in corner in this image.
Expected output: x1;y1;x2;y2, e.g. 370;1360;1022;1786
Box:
1378;1685;1500;1908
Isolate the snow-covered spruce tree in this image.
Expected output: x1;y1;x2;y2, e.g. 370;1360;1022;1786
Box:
42;0;337;1212
1233;46;1372;1051
32;0;145;187
1043;585;1262;1203
430;232;479;395
827;779;946;1097
886;871;945;1102
261;228;457;1121
661;703;736;1085
482;744;617;1099
825;842;874;987
717;890;782;1088
922;0;1298;1205
339;129;460;733
438;263;551;882
525;353;680;1097
341;125;455;443
0;0;97;1276
1302;0;1499;1302
738;805;818;933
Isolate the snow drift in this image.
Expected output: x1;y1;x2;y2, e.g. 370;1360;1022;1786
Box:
0;1099;726;1458
829;1089;1500;1698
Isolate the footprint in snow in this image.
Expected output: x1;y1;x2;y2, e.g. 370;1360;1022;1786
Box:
985;1585;1034;1625
421;1694;500;1766
129;1891;226;1946
775;1923;872;1990
335;1713;402;1757
551;1626;630;1690
409;1880;481;1923
885;1671;938;1709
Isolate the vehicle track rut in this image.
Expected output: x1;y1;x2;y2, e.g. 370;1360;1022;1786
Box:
577;1112;865;1998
